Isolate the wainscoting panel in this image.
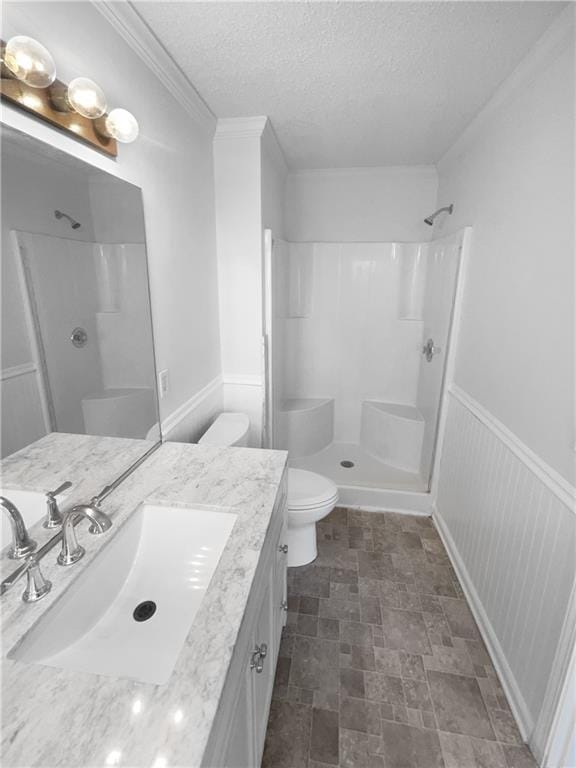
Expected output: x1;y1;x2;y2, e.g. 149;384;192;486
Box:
0;363;47;458
435;387;576;751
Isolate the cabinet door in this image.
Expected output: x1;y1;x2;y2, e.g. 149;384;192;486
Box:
274;522;289;646
222;651;255;768
251;569;276;765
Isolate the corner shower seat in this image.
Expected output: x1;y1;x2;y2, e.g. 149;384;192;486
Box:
360;400;425;473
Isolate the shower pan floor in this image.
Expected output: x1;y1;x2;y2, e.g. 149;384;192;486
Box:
289;442;427;492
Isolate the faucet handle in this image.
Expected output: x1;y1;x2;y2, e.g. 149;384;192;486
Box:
44;481;72;529
22;555;51;603
48;481;72;498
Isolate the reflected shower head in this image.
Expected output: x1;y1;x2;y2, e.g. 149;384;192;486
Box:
424;204;454;226
54;210;81;230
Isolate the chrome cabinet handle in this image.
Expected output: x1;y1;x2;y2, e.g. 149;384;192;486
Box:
280;600;288;612
250;643;268;673
44;481;72;528
278;544;288;554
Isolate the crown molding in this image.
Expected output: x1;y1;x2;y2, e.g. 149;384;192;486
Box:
213;116;269;141
92;1;216;133
438;4;574;170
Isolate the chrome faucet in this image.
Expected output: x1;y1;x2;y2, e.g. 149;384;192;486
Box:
0;554;51;602
0;496;37;559
57;500;112;566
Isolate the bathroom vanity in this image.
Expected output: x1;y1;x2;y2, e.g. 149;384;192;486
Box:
1;434;288;767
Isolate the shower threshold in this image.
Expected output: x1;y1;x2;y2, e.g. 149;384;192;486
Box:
289;442;427;493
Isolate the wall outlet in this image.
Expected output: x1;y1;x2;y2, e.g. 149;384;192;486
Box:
158;369;169;399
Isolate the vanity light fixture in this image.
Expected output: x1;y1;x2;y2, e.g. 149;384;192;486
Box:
102;107;139;144
3;35;56;88
0;35;140;156
66;77;107;119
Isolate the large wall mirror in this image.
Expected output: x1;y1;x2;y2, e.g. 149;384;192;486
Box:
1;126;161;461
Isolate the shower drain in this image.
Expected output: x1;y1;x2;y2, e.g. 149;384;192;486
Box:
133;600;157;622
340;460;355;468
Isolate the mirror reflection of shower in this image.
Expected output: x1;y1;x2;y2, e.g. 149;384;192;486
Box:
54;209;81;230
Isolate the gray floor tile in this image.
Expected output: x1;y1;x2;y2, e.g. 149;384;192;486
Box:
340;696;382;734
380;607;432;654
310;708;339;765
263;509;537;767
428;670;496;741
262;699;312;768
377;721;445;767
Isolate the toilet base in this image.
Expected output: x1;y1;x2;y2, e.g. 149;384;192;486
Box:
287;523;318;568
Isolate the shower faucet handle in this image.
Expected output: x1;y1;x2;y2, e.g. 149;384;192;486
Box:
422;338;441;363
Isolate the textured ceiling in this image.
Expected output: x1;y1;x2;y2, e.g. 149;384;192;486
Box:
134;1;562;168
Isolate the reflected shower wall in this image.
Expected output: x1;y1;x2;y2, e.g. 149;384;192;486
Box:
15;232;157;439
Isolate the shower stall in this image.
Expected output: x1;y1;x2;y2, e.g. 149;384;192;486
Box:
12;231;158;442
263;228;470;509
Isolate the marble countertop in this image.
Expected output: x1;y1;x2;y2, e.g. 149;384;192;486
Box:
1;434;287;767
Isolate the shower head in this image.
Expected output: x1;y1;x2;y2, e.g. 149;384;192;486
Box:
424;204;454;226
54;210;81;230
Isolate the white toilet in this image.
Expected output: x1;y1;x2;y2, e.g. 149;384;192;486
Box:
198;412;250;447
287;468;339;568
197;414;338;568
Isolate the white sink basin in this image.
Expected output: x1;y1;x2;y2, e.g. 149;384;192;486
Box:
10;503;237;685
0;489;51;553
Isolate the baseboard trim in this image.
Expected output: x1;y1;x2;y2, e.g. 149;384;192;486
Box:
161;375;222;436
338;485;433;515
222;374;263;388
433;509;534;743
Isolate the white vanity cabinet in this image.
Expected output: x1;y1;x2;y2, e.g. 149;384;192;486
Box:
202;475;288;768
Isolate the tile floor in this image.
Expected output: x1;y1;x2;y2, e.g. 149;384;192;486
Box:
262;508;538;768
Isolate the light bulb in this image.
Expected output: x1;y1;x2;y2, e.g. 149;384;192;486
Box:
4;36;56;88
67;77;107;118
105;108;139;143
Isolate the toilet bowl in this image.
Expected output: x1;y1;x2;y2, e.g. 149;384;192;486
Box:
197;417;336;568
287;468;338;568
198;412;250;447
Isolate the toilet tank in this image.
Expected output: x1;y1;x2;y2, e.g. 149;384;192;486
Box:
198;413;250;447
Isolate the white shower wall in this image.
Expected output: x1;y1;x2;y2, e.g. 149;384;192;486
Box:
283;242;424;443
270;232;464;490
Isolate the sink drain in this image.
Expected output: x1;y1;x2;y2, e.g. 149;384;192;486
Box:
340;460;355;468
133;600;157;622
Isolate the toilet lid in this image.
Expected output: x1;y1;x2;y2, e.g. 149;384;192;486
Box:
288;469;339;509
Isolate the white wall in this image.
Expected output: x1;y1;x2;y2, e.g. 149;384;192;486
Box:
261;122;288;239
2;2;221;440
213;122;263;446
285;166;438;243
434;17;574;485
433;9;575;760
213;117;287;446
